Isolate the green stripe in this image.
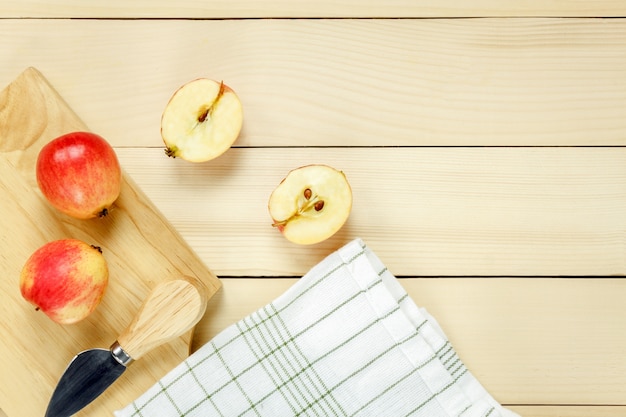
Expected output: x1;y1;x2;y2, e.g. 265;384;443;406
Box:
347;348;440;416
228;273;386;415
237;312;311;416
159;381;183;416
445;356;461;370
233;298;405;416
449;362;466;377
458;404;472;415
292;320;429;416
266;303;346;416
213;338;261;416
182;361;224;417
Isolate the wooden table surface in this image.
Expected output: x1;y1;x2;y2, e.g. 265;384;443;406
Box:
1;2;625;416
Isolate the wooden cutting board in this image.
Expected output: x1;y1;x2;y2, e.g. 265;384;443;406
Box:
0;67;221;416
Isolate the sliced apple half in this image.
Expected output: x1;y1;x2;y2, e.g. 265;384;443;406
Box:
161;78;243;162
269;164;353;245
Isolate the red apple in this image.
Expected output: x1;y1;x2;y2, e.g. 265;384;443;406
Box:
36;131;122;219
20;239;109;324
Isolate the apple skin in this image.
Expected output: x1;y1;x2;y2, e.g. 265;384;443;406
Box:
36;131;122;219
20;239;109;324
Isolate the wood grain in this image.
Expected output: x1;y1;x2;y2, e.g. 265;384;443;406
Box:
0;19;625;147
116;277;209;361
1;0;625;18
113;146;626;277
0;68;221;417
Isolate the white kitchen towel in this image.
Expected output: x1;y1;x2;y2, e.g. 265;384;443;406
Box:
115;238;519;417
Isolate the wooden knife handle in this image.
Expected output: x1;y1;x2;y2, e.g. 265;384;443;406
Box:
116;276;209;361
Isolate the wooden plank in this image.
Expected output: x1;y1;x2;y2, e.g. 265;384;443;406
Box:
1;18;625;147
114;146;626;278
1;0;625;18
196;278;626;406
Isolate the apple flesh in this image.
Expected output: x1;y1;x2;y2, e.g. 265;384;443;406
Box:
36;131;122;219
161;78;243;163
268;164;352;245
20;239;109;324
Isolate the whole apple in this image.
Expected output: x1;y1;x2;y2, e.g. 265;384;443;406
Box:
20;239;109;324
36;131;122;219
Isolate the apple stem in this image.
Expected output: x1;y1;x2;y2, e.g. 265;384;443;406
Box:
97;208;109;218
165;147;178;158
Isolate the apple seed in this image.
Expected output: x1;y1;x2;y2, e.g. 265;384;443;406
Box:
197;107;210;123
314;200;325;211
304;188;312;200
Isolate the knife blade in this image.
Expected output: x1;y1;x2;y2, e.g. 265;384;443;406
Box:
45;276;209;417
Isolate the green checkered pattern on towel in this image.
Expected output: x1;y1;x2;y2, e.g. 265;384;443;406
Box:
115;239;518;417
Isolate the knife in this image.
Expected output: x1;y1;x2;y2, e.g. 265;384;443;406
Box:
45;276;209;417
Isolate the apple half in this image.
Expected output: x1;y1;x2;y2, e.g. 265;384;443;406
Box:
269;164;352;245
161;78;243;162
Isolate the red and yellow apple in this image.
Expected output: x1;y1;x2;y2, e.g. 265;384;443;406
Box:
20;239;109;324
269;164;353;245
161;78;243;162
36;131;122;219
